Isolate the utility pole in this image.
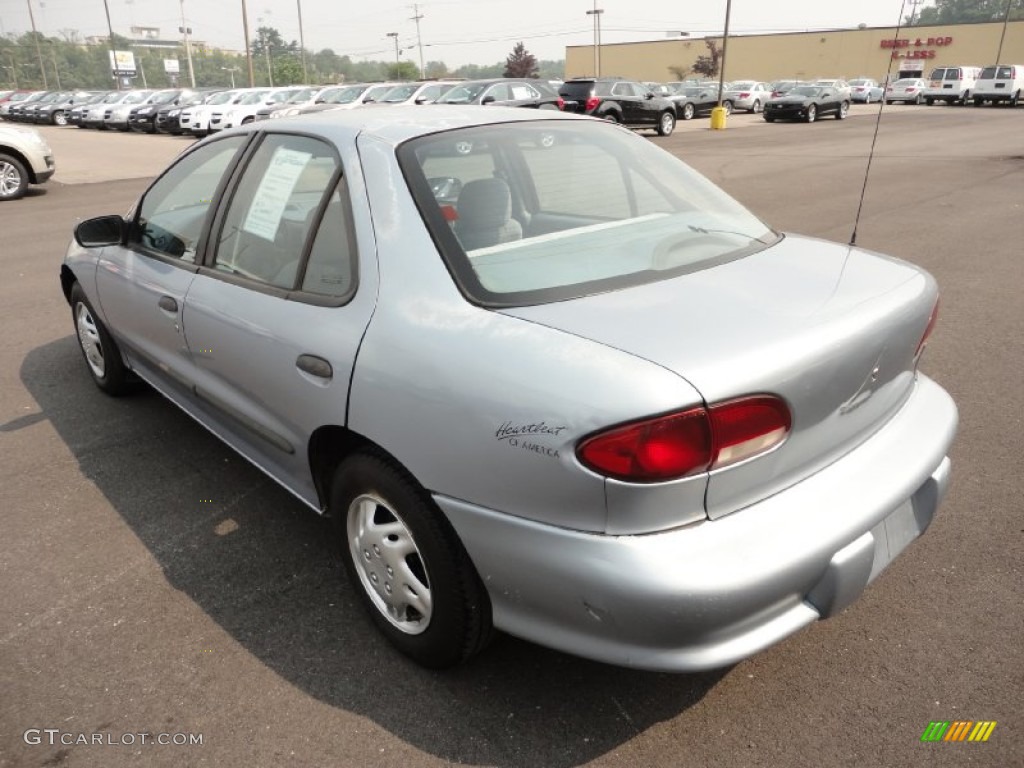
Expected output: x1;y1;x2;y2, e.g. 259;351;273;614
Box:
995;0;1014;65
716;0;732;107
49;41;60;88
259;25;273;86
25;0;48;88
296;0;308;83
241;0;254;87
386;31;400;72
409;3;424;78
101;0;120;89
907;0;923;25
585;3;603;78
179;0;196;88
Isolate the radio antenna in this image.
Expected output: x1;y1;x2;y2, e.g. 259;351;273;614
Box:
850;0;909;246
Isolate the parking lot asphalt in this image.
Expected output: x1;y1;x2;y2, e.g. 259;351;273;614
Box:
1;107;1022;768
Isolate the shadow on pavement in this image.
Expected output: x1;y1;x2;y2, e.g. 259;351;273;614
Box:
20;336;726;767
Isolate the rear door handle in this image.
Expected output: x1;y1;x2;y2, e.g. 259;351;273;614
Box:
158;295;178;312
296;354;333;380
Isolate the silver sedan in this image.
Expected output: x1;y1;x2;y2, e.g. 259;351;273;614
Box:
61;107;958;672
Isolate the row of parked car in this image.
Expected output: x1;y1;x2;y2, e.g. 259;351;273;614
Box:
0;78;567;138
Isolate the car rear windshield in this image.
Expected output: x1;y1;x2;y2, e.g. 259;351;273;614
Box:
559;81;595;100
980;66;1013;79
398;120;777;307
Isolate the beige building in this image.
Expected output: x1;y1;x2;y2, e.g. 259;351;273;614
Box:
565;20;1024;83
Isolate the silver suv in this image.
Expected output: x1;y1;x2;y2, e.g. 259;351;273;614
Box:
0;124;55;201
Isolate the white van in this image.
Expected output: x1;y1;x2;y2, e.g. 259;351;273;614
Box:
972;64;1024;106
924;65;981;105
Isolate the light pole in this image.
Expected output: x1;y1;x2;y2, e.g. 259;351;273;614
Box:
179;0;196;88
717;0;733;106
101;0;120;90
25;0;48;88
410;3;425;78
296;0;307;83
221;66;238;87
258;18;273;86
386;31;400;72
240;0;254;86
585;4;603;78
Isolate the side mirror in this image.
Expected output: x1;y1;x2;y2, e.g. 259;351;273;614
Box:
74;215;127;248
645;92;655;99
481;95;496;104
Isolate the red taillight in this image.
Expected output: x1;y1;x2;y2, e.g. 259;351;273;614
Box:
584;96;600;111
738;92;750;98
556;96;565;110
577;396;791;483
915;297;940;358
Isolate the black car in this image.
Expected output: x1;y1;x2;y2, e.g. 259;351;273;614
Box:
154;90;217;134
668;84;723;120
762;85;850;123
129;89;198;133
437;78;562;109
33;91;100;126
558;77;677;135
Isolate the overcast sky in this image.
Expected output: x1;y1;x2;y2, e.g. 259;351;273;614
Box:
1;0;921;66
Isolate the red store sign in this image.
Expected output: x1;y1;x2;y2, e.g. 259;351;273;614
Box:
880;36;954;59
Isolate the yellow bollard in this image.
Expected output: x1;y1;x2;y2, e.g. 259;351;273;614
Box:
710;106;728;130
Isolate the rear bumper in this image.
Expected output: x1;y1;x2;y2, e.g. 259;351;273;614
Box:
437;374;957;671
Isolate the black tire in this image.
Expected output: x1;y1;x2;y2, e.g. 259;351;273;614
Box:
69;282;133;395
602;111;620;123
835;101;849;120
750;99;762;114
681;102;695;120
656;110;675;136
973;97;983;107
763;114;775;122
0;152;29;201
805;104;817;123
925;97;934;106
914;94;923;105
722;100;734;115
52;110;68;126
886;99;894;105
331;452;493;669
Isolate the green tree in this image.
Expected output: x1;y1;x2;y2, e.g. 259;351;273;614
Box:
911;0;1024;25
386;61;420;80
424;60;449;78
273;56;304;85
691;39;722;79
503;41;538;78
453;62;504;79
535;59;565;80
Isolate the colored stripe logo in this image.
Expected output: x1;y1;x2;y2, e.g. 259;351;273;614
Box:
920;721;997;742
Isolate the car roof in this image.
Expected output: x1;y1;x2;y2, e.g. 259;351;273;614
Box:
221;104;589;146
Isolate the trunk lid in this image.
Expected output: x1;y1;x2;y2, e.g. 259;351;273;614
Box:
503;234;937;519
